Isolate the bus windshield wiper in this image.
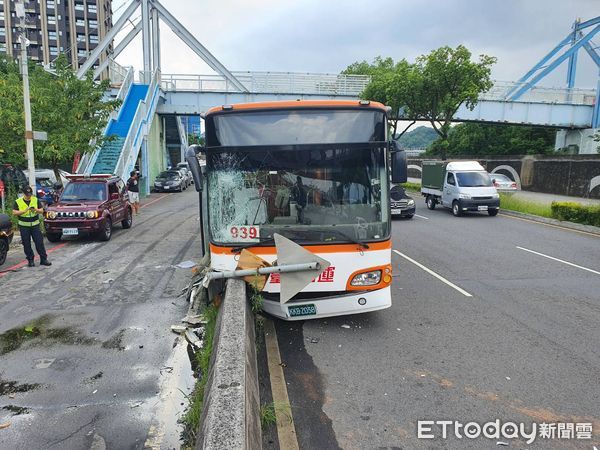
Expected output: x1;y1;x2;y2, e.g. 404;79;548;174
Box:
325;229;370;249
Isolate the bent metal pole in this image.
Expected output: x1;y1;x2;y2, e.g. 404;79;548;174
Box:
205;262;321;281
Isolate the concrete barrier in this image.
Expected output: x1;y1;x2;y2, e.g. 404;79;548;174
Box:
196;279;262;450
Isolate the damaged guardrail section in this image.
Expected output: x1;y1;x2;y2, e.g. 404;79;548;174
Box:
196;279;262;450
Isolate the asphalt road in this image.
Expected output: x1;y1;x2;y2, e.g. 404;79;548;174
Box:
275;200;600;449
0;190;201;449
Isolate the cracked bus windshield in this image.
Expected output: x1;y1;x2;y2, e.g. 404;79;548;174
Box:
206;109;390;245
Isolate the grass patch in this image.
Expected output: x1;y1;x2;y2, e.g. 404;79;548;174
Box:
260;402;292;430
250;290;264;315
180;303;219;446
400;181;421;192
499;193;552;218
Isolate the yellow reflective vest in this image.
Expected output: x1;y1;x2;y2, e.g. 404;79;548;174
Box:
15;196;40;227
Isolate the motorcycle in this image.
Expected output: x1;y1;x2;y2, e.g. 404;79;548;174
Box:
0;213;14;266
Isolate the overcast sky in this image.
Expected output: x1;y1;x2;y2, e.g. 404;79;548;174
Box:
114;0;599;88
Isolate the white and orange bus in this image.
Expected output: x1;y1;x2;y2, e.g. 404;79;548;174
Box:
187;100;407;320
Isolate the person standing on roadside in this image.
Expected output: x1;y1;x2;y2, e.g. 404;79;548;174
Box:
12;186;51;267
127;171;140;215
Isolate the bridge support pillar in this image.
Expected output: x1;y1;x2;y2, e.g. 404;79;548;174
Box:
555;128;599;154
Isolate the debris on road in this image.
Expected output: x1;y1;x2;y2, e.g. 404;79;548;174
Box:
102;279;114;284
0;422;10;430
170;325;186;334
92;389;98;394
34;358;55;369
175;260;196;269
341;324;351;329
185;330;202;349
182;315;206;326
505;377;511;381
310;337;320;343
496;442;509;446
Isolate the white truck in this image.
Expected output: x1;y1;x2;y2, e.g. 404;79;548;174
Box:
421;161;500;217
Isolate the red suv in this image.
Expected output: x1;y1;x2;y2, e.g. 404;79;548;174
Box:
44;175;132;242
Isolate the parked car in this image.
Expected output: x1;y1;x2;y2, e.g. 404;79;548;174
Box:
44;175;132;242
489;173;518;191
23;168;71;187
20;169;71;206
176;162;194;185
0;164;28;194
390;185;415;219
173;166;192;188
154;170;186;192
0;213;14;266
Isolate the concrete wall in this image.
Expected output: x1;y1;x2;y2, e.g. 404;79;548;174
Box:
196;279;261;450
409;155;600;198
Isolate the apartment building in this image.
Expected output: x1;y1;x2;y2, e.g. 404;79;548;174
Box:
0;0;112;71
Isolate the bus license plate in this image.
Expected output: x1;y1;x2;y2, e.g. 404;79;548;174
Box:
288;304;317;317
478;205;488;211
63;228;79;236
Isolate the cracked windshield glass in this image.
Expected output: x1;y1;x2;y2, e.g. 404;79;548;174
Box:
207;110;389;245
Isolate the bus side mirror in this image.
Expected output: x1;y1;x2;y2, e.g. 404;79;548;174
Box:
186;145;204;192
390;141;407;184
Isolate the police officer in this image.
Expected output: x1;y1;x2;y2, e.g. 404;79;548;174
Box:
12;186;51;267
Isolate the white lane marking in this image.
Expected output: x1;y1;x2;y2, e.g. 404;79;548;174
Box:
516;246;600;276
393;250;473;297
414;214;429;220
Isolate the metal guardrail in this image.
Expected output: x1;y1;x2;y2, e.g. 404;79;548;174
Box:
113;68;161;182
482;81;596;105
161;71;371;96
107;60;130;85
160;73;596;106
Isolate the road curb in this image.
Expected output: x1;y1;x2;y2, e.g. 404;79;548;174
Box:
196;279;261;450
499;210;600;236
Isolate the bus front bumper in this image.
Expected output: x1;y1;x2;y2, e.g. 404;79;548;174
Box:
262;286;391;321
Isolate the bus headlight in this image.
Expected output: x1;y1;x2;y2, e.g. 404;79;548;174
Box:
350;270;382;286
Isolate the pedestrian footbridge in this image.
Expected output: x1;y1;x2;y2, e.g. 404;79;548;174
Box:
76;0;599;194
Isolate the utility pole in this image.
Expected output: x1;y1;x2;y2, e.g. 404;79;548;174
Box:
16;1;36;190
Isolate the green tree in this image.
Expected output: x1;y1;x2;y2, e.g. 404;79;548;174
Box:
188;134;205;146
0;55;119;182
343;57;425;138
344;45;497;158
427;123;556;156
